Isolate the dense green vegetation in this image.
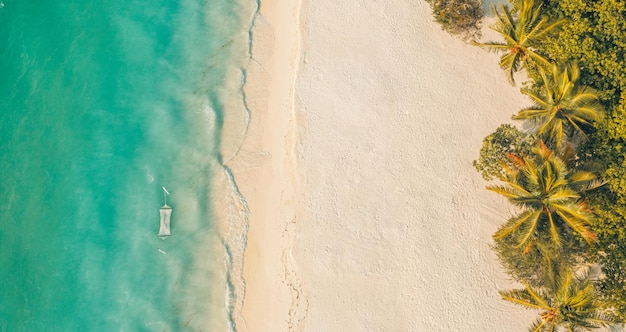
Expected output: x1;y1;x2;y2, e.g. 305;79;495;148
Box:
424;0;484;40
459;0;626;328
538;0;626;320
428;0;626;327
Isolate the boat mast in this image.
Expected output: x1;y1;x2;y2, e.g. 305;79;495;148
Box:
162;186;170;206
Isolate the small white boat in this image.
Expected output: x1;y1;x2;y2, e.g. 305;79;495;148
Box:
158;186;172;239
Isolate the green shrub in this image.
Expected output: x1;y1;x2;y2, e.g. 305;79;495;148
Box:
472;124;536;181
426;0;484;40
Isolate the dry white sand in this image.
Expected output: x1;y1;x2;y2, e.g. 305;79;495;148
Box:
234;0;540;331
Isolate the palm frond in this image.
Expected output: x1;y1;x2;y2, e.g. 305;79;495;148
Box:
569;91;601;108
487;184;529;199
494;210;541;240
471;40;510;52
521;89;551;109
526;50;552;70
547;212;561;247
553;205;596;243
500;288;550;310
570;104;604;122
513;107;551;120
544;187;578;204
576;178;606;192
515;210;542;247
528;19;566;42
500;51;522;84
529;318;548;332
523;279;552;308
567;171;597;187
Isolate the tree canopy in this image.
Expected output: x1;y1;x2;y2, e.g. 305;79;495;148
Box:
500;268;619;331
472;0;626;325
513;63;604;148
488;142;599;251
539;0;626;320
473;0;564;84
431;0;626;325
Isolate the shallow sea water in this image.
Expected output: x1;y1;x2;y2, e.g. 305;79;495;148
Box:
0;0;254;330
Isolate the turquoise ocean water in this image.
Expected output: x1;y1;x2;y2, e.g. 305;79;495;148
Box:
0;0;255;330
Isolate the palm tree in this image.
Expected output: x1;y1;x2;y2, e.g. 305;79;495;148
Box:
501;268;619;331
473;0;564;84
513;63;605;148
488;142;599;252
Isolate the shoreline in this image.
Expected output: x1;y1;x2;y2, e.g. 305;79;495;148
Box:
227;0;305;330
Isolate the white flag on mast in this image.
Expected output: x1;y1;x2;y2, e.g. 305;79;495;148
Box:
162;186;170;195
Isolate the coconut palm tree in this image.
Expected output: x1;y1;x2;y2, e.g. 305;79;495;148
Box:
488;142;600;251
501;268;619;331
513;63;605;148
473;0;564;84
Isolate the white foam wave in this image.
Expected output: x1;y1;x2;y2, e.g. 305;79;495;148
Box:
220;165;250;332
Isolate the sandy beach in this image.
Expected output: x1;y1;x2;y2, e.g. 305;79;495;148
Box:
233;0;539;330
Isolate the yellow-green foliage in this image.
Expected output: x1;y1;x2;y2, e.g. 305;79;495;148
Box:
475;0;626;322
425;0;484;40
473;124;536;181
584;101;626;318
538;0;626;319
542;0;626;98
